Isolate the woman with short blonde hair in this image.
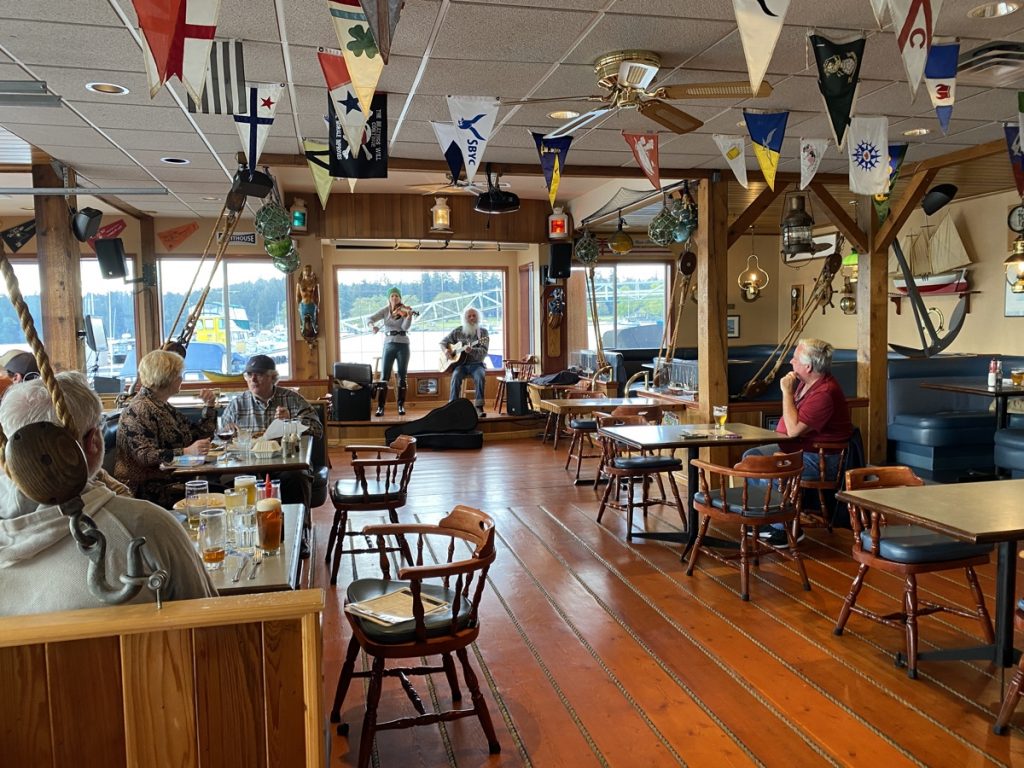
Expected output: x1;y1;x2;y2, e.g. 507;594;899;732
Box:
137;349;186;391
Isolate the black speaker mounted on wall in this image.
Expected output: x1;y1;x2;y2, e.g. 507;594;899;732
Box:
95;238;157;287
548;242;572;280
70;207;102;242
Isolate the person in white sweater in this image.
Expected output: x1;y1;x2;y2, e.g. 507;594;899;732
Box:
0;371;213;616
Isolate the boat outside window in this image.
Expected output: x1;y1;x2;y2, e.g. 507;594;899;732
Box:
0;261;41;353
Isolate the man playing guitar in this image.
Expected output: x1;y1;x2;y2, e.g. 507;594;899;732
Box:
439;307;489;417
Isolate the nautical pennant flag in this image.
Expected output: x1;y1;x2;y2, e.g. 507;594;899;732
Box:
872;142;909;223
329;92;388;179
318;47;368;155
809;32;866;149
731;0;791;95
869;0;889;28
431;121;464;185
533;133;573;208
0;219;35;253
744;109;788;190
1004;123;1024;198
187;39;245;114
303;139;335;208
799;138;829;190
847;116;889;195
327;0;384;116
446;96;499;186
713;134;748;189
623;132;660;190
157;221;199;251
233;83;283;170
924;38;959;135
133;0;222;102
359;0;404;64
888;0;945;96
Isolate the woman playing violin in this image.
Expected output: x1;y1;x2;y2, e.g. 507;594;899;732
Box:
367;287;415;416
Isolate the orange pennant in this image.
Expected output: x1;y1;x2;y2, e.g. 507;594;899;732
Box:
158;221;199;251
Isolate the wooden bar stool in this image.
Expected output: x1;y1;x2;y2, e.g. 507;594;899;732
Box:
563;393;609;484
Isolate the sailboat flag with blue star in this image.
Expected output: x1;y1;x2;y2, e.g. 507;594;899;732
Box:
743;109;788;190
318;47;367;155
847;116;889;195
233;83;283;170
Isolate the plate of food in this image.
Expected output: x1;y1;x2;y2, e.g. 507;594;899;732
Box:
172;492;226;510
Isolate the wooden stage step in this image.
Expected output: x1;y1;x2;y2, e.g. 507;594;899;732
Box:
326;403;544;445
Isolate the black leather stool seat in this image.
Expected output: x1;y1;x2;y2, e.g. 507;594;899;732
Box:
330;479;405;505
569;418;597;431
612;456;682;471
859;525;993;564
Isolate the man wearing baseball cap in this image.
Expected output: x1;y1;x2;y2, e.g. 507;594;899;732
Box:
4;351;40;383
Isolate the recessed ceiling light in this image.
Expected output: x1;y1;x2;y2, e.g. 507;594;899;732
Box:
202;195;218;200
902;127;931;137
548;109;580;120
736;120;746;128
160;156;190;165
968;1;1019;17
85;82;129;96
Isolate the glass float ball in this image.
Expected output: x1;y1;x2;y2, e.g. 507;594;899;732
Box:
255;203;291;240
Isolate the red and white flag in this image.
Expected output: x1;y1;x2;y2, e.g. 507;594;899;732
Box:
623;132;660;189
888;0;945;96
318;47;368;154
133;0;222;102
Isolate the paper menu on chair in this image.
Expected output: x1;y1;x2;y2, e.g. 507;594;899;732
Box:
260;419;309;441
345;588;449;626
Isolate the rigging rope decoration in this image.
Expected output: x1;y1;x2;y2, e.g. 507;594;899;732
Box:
574;229;608;371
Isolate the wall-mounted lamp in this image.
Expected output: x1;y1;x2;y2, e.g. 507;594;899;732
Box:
609;217;634;255
548;205;570;240
1005;235;1024;293
289;197;307;233
430;196;452;233
737;232;769;302
839;277;857;315
841;247;859;282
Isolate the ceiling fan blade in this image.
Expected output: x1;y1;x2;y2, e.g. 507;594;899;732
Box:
544;107;613;139
637;100;703;135
657;80;774;100
498;95;606;106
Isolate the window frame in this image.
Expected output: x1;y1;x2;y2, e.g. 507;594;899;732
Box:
574;259;672;350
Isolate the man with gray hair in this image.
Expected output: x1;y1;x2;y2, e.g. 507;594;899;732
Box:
0;371;213;616
440;307;490;417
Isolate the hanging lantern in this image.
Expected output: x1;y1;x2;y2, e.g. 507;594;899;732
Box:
609;218;634;255
1005;236;1024;294
255;202;291;241
429;197;452;233
780;193;816;257
548;205;571;240
737;254;770;302
648;202;676;246
574;230;599;265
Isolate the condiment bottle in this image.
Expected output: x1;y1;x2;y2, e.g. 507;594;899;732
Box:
989;358;998;388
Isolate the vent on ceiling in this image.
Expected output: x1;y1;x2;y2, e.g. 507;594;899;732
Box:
958;41;1024;87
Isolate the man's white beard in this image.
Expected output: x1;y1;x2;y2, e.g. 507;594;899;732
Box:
462;320;478;336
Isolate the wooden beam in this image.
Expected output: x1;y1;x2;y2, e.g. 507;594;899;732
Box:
95;194;146;220
727;182;789;247
134;216;161;357
857;192;886;465
874;168;938;252
809;181;868;252
695;175;729;435
904;138;1005;174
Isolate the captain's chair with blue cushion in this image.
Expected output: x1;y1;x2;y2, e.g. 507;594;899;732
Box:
834;466;994;679
331;505;501;768
686;450;809;601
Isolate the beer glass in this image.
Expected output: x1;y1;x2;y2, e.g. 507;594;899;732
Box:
199;508;227;570
184;479;209;534
712;405;729;434
256;498;284;556
235;475;258;507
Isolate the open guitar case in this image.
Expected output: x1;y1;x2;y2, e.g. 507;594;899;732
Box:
384;399;484;449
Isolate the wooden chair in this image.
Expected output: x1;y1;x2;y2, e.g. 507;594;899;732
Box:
593;405;664;489
325;436;417;586
595;414;684;540
799;440;850;532
331;505;501;767
686;451;809;602
834;466;994;679
493;354;538;414
994;582;1024;733
563;393;609;484
543;389;597;450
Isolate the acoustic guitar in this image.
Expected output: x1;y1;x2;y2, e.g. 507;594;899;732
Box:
439;341;478;373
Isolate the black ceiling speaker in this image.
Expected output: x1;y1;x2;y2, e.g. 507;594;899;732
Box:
475;164;520;215
230;167;274;199
95;238;127;279
921;184;958;216
70;207;102;242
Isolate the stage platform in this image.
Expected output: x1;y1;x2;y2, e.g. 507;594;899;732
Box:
326;403;544;446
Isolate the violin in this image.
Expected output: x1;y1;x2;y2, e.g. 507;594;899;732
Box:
392;303;420;318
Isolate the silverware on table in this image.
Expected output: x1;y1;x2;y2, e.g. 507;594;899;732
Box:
248;549;264;580
231;554;251;583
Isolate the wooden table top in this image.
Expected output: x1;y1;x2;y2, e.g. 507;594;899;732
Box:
537;397;687;414
920;381;1024;399
210;503;304;595
838;479;1024;544
599;422;782;450
167;436;313;477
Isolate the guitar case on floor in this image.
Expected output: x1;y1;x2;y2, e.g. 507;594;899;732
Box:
384;399;484;449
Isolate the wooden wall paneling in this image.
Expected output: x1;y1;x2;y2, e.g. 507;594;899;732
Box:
194;623;267;768
0;644;53;767
262;620;308;767
121;629;197;768
47;637;127;768
300;612;324;768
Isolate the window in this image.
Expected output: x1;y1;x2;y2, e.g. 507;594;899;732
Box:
577;262;668;349
153;259;289;377
0;261;41;353
336;268;505;371
81;257;136;378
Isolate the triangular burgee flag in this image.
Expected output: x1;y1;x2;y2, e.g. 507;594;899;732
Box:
744;109;788;190
187;38;245;114
304;139;335;208
347;178;358;193
872;142;909;223
157;221;199;251
431;121;464;184
714;134;748;189
318;47;369;155
869;0;889;28
809;32;866;149
799;138;829;190
233;83;283;170
359;0;403;64
133;0;221;102
1005;123;1024;198
327;0;384;116
731;0;791;95
0;219;36;252
888;0;945;96
924;38;959;134
848;116;889;195
623;132;661;190
446;96;499;186
328;92;388;178
533;133;573;208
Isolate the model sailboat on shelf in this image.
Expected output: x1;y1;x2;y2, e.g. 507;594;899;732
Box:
890;215;972;295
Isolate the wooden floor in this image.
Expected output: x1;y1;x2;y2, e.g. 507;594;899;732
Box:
312;437;1024;767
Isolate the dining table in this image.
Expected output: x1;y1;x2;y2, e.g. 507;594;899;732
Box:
205;503;305;595
837;478;1024;669
919;380;1024;430
165;435;313;477
597;422;783;556
538;397;689;448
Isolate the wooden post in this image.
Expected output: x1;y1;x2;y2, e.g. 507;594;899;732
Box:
134;216;162;356
695;175;730;426
857;200;886;464
32;162;84;372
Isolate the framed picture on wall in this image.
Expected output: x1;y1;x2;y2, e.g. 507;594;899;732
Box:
417;377;439;396
1006;282;1024;317
726;315;741;339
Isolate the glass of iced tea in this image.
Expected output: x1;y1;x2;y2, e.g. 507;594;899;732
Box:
256;498;283;556
199;508;227;570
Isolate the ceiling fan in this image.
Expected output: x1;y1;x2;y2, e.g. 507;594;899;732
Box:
501;50;773;138
407;171;512;197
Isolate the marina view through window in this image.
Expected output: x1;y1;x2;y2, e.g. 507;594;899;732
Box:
0;261;42;352
577;263;668;349
336;268;506;372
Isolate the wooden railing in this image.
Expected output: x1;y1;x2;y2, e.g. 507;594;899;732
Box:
0;590;325;768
